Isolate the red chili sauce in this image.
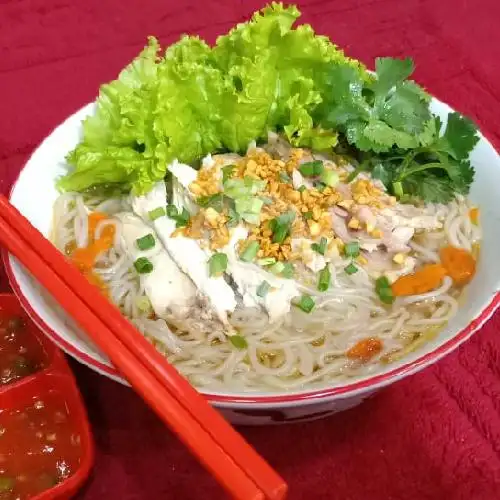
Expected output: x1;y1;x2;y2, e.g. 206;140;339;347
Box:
0;393;82;499
0;316;47;386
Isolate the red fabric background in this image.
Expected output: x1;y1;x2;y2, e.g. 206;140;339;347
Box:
2;0;500;498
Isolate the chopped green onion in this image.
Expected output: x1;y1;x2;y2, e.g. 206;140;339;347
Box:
175;208;190;228
165;205;190;227
311;237;328;256
318;265;331;292
257;257;276;266
0;477;14;492
223;178;251;198
269;261;285;275
227;207;240;227
344;241;360;258
257;281;271;298
235;197;263;215
345;262;358;275
303;211;313;220
271;225;288;244
392;181;404;199
281;262;294;279
136;234;155;251
261;196;274;205
148;207;166;221
241;213;261;225
298;185;306;193
279;171;292;183
314;181;327;192
135;296;152;313
166;205;178;218
225;177;266;198
269;210;295;244
375;276;395;305
197;193;226;212
297;294;315;313
245;176;267;193
229;334;248;350
134;257;154;274
240;241;260;262
299;160;324;177
222;165;236;183
208;252;228;277
320;169;340;187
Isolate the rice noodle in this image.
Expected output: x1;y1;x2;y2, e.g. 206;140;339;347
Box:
50;189;477;393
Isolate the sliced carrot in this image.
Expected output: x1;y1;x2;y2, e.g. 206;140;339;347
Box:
346;338;383;362
469;207;480;225
87;212;109;242
69;212;115;295
391;264;447;297
439;246;476;286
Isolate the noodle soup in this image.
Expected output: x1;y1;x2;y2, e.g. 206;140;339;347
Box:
51;137;481;392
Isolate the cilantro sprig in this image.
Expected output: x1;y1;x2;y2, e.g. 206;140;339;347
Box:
316;57;479;203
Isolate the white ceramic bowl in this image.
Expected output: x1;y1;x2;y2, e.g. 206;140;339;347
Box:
5;99;500;425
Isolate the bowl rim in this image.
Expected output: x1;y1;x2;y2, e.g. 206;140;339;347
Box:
5;101;500;406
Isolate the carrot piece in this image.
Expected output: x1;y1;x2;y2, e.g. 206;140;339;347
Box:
391;264;447;297
469;207;480;225
346;338;383;362
439;246;476;286
87;212;109;242
69;212;115;295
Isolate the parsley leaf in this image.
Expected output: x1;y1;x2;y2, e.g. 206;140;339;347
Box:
435;112;480;161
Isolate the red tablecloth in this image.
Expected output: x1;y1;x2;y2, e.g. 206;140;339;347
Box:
2;1;500;498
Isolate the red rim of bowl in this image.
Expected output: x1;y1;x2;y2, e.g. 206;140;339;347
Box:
6;251;500;403
5;132;500;404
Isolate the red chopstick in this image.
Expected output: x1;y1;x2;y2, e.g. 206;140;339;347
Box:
0;195;287;500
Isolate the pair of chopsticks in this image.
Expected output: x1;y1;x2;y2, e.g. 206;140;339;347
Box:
0;194;287;500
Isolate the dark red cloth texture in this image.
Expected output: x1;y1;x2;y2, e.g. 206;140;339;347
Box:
1;0;500;498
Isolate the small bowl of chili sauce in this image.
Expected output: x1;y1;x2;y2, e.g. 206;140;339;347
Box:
0;294;93;499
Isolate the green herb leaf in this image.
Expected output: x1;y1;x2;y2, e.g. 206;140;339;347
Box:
437;112;480;161
208;252;228;277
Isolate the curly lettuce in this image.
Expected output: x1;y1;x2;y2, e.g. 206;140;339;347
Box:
58;2;366;195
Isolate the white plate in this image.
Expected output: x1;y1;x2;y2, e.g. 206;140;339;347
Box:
5;99;500;425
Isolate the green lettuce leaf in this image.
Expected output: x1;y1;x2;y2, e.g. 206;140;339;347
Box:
59;37;163;194
59;3;368;195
